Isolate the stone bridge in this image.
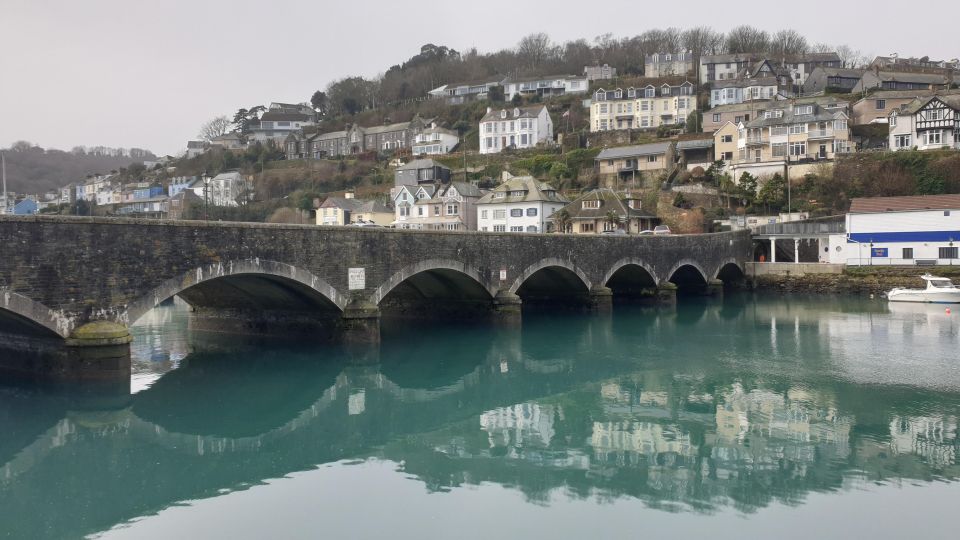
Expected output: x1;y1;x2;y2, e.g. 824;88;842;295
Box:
0;215;750;377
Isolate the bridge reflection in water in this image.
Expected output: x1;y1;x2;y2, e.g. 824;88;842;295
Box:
1;297;959;538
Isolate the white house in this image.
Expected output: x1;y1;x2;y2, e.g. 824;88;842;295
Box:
479;106;553;155
249;110;315;143
827;194;960;265
476;176;568;233
500;74;588;101
412;125;460;155
207;171;250;207
392;184;434;229
889;95;960;151
709;77;780;108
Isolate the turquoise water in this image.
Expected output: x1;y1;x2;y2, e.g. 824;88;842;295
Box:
2;296;959;539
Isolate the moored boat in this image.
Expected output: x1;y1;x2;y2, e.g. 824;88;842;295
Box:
887;274;960;304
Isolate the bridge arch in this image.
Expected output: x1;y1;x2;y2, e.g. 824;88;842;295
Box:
0;290;73;339
124;259;347;327
602;258;660;296
509;258;592;305
714;259;746;285
665;259;709;292
370;259;496;307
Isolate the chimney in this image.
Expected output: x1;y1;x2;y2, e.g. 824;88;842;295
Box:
486;107;492;114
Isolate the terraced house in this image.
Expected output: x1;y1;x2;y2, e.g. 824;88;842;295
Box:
286;116;435;159
731;101;851;177
590;82;696;132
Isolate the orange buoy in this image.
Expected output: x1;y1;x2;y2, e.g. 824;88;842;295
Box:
947;308;952;314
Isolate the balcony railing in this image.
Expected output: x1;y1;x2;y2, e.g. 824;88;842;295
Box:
807;129;835;139
745;136;768;145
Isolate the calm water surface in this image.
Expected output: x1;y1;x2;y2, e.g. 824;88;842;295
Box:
2;296;960;539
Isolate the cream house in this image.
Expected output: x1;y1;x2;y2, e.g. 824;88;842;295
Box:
730;102;852;178
595;142;671;183
713;122;738;164
590;82;696;132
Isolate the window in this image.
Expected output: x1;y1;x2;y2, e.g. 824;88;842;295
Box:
526;225;538;232
721;135;733;143
599;104;608;113
433;205;440;216
399;206;409;217
894;134;911;148
940;246;958;259
789;124;807;134
510;226;523;232
583;200;600;209
794;105;813;115
890;115;897;127
790;142;806;156
640;101;649;111
928;109;944;121
481;210;488;219
772;143;788;157
510;208;523;217
493;225;506;232
580;223;595;233
875;99;886;110
647;155;658;163
446;204;458;215
945;211;952;217
493;209;506;219
713;113;721;122
722;151;733;160
902;248;914;259
924;130;943;145
526;208;538;216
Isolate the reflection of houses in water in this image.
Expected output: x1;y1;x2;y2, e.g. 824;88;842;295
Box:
889;416;958;468
479;402;560;449
591;421;696;467
709;383;852;478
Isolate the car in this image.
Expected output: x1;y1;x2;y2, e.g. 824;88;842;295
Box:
653;225;671;235
600;229;627;235
351;222;382;227
638;230;654;235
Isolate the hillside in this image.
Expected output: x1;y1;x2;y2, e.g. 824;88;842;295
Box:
2;143;156;194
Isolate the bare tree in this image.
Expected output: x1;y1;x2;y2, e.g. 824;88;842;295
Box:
198;116;232;141
810;42;833;54
836;44;869;68
517;33;553;68
725;25;770;55
682;27;725;78
769;29;808;58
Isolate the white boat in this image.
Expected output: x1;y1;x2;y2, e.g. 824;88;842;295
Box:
887;274;960;304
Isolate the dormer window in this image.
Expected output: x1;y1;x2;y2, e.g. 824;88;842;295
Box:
627;199;640;209
614;89;622;99
794;105;813;115
583;200;601;209
513;108;520;117
627;88;636;98
644;86;655;98
500;110;507;119
661;85;671;96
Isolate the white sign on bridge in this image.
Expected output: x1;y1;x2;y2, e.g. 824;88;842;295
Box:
348;268;366;290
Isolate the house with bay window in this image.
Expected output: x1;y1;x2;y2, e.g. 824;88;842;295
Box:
479;106;553;155
710;77;780;107
590;82;696;132
412;125;459;155
730;102;851;178
476;176;568;233
891;95;960;151
560;188;660;234
393;181;484;231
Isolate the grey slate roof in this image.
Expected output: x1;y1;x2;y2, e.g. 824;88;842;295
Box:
398;158;450;171
480;105;547;122
677;138;715;150
712;76;778;89
476;176;567;205
562;188;657;220
746;105;841;128
596;142;671;160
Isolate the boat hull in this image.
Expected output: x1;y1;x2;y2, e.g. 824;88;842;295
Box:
887;291;960;303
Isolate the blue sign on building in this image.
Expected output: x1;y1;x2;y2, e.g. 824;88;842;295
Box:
871;247;889;258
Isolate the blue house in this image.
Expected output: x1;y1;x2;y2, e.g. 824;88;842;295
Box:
13;198;38;215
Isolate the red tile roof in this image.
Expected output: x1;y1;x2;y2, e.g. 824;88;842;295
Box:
849;194;960;213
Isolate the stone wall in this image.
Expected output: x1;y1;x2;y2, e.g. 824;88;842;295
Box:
749;266;960;296
0;215;752;338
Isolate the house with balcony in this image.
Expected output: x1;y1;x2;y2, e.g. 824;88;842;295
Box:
676;133;715;171
889;95;960;150
250;110;316;144
479;106;553;155
428;78;502;105
595;142;672;182
501;74;588;101
403;181;484;231
476;176;568;233
394;158;451;188
560;188;659;234
590;82;696;132
731;102;851;177
412;125;459;155
644;51;694;78
710;77;780;107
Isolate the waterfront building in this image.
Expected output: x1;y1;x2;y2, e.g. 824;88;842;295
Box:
827;194;960;265
398;181;484;231
476;176;567;233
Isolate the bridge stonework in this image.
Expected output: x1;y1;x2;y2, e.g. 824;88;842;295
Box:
0;216;750;377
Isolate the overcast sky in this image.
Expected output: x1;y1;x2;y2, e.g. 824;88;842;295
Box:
1;0;958;156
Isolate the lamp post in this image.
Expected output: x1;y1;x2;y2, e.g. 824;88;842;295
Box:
202;173;210;221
